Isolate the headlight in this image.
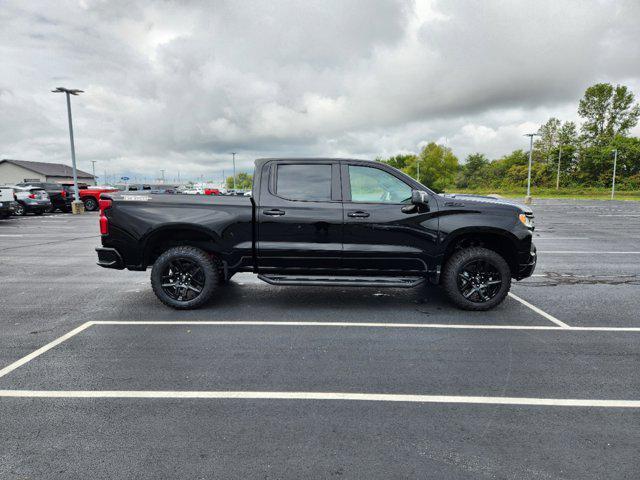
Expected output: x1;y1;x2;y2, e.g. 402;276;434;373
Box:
518;213;534;229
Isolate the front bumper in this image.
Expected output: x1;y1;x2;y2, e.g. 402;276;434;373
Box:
96;247;125;269
516;243;537;279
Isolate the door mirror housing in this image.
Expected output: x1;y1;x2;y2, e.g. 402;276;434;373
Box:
401;190;429;213
411;189;429;206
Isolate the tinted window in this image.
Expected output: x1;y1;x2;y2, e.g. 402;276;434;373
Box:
276;164;332;201
349;166;412;203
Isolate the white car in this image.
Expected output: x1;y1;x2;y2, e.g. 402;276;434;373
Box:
0;186;16;219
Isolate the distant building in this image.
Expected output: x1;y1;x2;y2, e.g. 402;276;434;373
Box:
0;159;96;185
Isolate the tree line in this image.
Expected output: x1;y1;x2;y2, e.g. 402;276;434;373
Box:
379;83;640;192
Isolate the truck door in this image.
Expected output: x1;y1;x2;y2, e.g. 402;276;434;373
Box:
257;161;343;272
341;162;439;275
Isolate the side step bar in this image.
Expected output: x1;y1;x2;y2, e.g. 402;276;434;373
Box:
257;274;425;288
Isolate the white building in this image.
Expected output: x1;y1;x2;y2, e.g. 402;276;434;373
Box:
0;159;96;185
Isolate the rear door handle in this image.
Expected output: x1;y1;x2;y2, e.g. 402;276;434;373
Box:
347;211;370;218
263;209;285;216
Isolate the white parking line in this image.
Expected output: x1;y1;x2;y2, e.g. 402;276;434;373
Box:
0;389;638;408
507;293;570;328
0;321;93;379
3;316;639;384
540;251;640;254
94;321;640;331
533;238;589;240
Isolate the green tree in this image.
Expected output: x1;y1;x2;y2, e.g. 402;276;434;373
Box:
456;153;489;188
226;172;253;190
407;143;459;192
379;154;417;171
535;117;562;158
578;83;640;144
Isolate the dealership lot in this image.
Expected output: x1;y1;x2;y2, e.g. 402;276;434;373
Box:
1;199;639;479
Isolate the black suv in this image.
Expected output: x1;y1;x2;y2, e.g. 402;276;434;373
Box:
17;182;74;213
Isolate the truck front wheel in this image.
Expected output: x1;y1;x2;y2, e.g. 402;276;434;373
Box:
441;247;511;311
151;246;218;309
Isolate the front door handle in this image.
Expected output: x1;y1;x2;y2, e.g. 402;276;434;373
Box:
263;209;285;216
347;211;370;218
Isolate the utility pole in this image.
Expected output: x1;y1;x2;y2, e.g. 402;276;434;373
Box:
160;169;165;183
524;133;539;205
91;160;97;184
52;87;84;213
611;149;618;200
231;152;237;190
556;146;562;190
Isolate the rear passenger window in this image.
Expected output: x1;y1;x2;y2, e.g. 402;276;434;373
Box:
276;164;332;201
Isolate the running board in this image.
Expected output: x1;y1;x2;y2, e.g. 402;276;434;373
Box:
257;274;425;288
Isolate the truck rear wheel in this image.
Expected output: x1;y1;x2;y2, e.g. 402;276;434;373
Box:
151;246;218;309
84;197;98;211
441;247;511;311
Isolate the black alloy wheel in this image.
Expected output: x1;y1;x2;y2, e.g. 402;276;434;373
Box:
161;258;206;302
457;259;502;303
150;246;218;309
441;247;511;311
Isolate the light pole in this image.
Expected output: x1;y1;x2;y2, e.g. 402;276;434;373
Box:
556;146;562;190
231;152;237;190
611;149;618;200
52;87;84;213
160;169;165;183
524;133;539;204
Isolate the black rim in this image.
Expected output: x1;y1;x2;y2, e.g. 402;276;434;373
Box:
160;258;205;302
457;259;503;303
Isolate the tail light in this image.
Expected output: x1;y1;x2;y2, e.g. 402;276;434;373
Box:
61;190;67;198
99;197;112;235
28;193;36;199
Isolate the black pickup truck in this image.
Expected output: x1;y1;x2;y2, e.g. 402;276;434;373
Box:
96;158;536;310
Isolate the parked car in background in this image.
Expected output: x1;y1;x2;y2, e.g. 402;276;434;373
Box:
119;184;179;194
17;182;73;213
0;186;16;219
11;185;51;215
182;188;204;195
62;184;119;211
204;188;220;195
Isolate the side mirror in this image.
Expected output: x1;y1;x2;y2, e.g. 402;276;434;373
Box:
411;189;429;206
401;190;429;213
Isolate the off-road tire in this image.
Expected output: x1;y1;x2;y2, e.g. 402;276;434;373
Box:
441;247;511;311
151;246;218;309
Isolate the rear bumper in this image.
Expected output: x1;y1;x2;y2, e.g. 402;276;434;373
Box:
515;243;537;280
96;247;125;269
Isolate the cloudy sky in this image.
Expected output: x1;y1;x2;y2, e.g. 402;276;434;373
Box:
1;0;639;183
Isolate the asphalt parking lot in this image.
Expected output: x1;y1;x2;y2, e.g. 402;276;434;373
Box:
1;199;639;479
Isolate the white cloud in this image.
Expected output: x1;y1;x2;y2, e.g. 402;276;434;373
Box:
0;0;639;181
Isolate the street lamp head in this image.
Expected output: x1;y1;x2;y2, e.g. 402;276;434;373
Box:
51;87;84;95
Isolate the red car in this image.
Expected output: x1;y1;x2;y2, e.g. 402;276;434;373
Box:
63;184;119;211
204;188;220;196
